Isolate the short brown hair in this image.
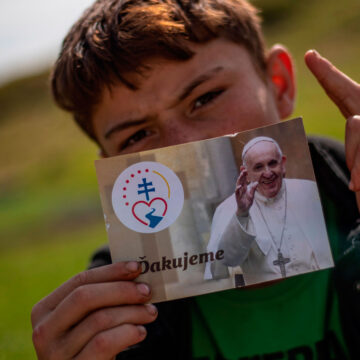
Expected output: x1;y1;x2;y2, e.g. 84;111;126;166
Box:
51;0;266;142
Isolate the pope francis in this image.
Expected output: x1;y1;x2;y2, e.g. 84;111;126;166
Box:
205;136;333;285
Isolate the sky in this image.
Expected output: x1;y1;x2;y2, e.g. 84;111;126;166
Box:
0;0;94;86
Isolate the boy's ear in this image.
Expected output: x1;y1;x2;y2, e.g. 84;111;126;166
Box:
266;45;296;119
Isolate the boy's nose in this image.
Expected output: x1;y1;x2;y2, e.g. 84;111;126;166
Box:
160;118;209;147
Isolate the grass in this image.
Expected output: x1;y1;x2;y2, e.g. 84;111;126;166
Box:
1;0;360;357
0;223;106;360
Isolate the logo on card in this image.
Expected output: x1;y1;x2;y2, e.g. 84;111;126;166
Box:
112;161;184;233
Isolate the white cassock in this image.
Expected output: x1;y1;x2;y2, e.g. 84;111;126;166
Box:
204;178;333;285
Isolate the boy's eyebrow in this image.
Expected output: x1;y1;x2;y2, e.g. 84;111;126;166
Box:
104;66;224;139
104;118;147;139
176;66;224;103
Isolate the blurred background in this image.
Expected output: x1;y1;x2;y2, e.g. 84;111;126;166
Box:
0;0;359;358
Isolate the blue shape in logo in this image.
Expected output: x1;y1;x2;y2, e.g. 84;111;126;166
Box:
137;178;156;201
145;208;163;228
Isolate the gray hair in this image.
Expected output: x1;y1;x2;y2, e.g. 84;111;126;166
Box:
242;136;283;166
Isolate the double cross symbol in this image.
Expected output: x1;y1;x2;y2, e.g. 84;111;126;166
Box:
273;251;290;278
137;178;156;201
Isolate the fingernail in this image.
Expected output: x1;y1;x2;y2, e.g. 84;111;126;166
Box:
137;325;147;337
348;115;360;121
126;261;139;272
310;49;320;57
137;283;150;296
145;303;157;315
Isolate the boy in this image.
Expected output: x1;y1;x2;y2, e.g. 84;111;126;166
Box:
32;0;360;359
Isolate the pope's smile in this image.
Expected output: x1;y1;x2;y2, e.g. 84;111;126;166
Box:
261;176;277;186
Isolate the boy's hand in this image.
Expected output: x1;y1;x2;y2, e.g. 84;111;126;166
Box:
31;262;157;360
305;50;360;212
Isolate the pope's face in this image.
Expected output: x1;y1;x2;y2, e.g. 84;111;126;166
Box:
92;38;295;156
244;141;286;198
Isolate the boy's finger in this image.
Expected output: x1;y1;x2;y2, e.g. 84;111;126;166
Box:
304;50;360;118
47;281;151;333
75;324;147;360
64;304;157;358
345;115;360;171
356;193;360;214
349;149;360;192
32;262;141;323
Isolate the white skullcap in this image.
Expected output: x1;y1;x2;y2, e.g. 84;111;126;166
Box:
242;136;283;163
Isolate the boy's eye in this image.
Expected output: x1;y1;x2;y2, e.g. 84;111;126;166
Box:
192;90;224;111
121;129;151;151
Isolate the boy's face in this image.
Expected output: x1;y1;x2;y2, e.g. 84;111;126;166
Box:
92;38;294;156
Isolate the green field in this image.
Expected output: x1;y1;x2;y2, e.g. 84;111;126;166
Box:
1;0;359;358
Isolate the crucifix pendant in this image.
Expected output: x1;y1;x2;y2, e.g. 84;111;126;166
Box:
273;251;290;278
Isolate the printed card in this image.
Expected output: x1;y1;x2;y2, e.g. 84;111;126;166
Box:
95;118;334;303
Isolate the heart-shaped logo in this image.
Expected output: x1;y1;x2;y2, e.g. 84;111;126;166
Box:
112;161;184;233
132;197;168;228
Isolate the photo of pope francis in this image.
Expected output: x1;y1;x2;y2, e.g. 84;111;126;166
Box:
205;136;333;285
